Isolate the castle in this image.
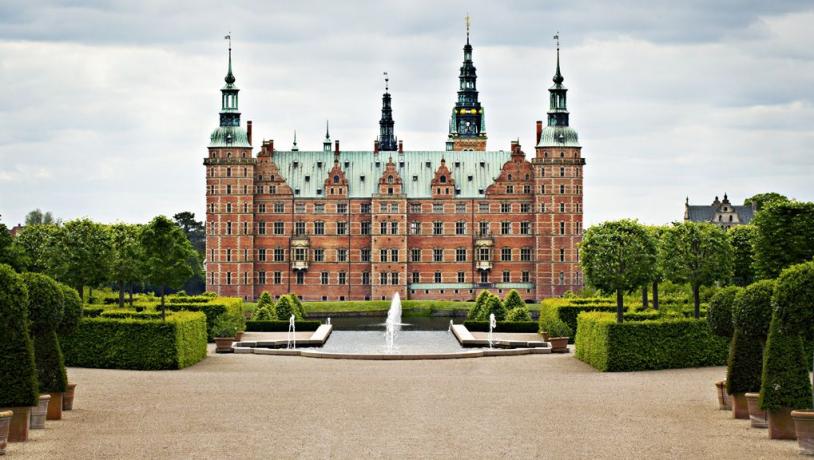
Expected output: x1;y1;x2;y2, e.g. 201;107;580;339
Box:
204;28;585;302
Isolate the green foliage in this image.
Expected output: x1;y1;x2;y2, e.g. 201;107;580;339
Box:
744;192;788;211
462;321;538;333
0;223;25;271
289;294;306;319
706;286;741;338
25;209;57;225
22;272;65;332
55;219;113;298
660;222;733;318
165;298;243;341
57;284;82;336
506;306;532;322
484;295;507;321
503;290;525;311
245;320;322;332
732;279;774;339
0;263;39;407
575;313;729;372
468;290;492;320
274;295;298;321
759;315;812;410
100;310;164;319
14;224;60;274
545;318;572;338
728;225;756;286
580;219;657;321
541;299;617;343
140;215;198;312
773;260;814;333
726;330;764;395
211;314;240;338
33;330;68;393
110;223;144;306
252;305;274;321
61;312;207;370
753;201;814;279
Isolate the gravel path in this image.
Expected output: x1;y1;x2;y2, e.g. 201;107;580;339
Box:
12;346;797;459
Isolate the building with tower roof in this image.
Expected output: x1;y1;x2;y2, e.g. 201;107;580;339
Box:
684;194;756;230
204;26;586;302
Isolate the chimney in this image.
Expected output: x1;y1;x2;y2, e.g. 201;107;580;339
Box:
334;140;340;154
247;120;253;145
511;140;521;155
374;139;380;154
535;120;543;145
398;140;403;153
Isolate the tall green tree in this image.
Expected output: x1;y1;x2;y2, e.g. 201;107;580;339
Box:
140;215;197;319
752;200;814;280
13;224;60;274
55;219;113;301
0;223;25;271
580;220;657;323
25;209;57;225
661;222;733;319
648;225;668;309
744;192;788;211
110;223;144;307
728;225;756;286
173;212;205;295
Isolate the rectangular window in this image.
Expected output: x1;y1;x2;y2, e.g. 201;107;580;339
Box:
501;222;511;235
337;221;347;235
410;203;421;213
313;249;324;262
294;248;306;262
362;272;370;285
391;272;399;285
457;272;465;283
295;221;305;235
410;249;421;262
380;221;388;235
226;249;232;262
520;203;531;213
380;272;388;285
226;272;232;285
361;249;371;262
456;221;466;235
522;271;530;283
523;185;531;194
541;185;546;194
258;272;266;284
434;272;442;283
409;221;420;235
456;203;466;213
338;272;346;285
478;247;490;262
560;185;566;194
361;221;371;235
503;271;511;283
257;203;266;213
506;185;514;194
433;203;443;213
314;221;324;235
480;271;489;283
337;249;348;262
560;248;566;262
433;249;443;262
274;248;284;262
258;248;267;262
456;248;466;262
576;221;583;234
315;203;325;213
361;203;371;213
242;221;249;235
321;272;328;285
501;203;510;213
390;222;398;235
479;221;489;236
390;249;398;262
257;221;265;235
274;272;282;284
390;203;399;213
412;272;420;283
433;222;443;235
227;221;233;235
226;185;232;194
560;221;566;235
274;202;285;213
296;271;304;285
479;203;489;213
274;221;284;235
337;203;348;214
380;203;388;212
521;248;531;261
380;249;388;262
520;222;531;235
501;248;512;261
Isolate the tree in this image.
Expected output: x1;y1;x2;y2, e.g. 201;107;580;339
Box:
54;219;113;301
57;284;82;337
0;223;25;271
503;290;525;311
22;272;68;395
752;201;814;280
275;295;295;320
649;226;669;309
110;223;144;307
661;222;733;319
0;264;39;410
13;223;60;274
707;286;740;339
25;209;57;225
173;212;206;295
468;290;492;320
484;294;508;321
744;192;788;211
728;225;756;286
580;220;657;323
140;215;198;319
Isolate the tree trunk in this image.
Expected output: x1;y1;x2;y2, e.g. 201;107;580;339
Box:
160;285;166;321
77;284;84;303
118;280;125;308
616;288;624;323
652;281;660;310
693;284;701;319
128;284;134;306
641;285;649;310
89;286;93;302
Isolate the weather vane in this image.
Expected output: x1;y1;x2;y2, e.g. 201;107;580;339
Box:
383;71;389;92
553;31;560;48
465;13;471;37
224;32;232;49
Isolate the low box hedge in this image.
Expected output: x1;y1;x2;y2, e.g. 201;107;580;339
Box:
61;311;207;370
163;297;243;342
245;320;322;332
462;321;539;333
100;310;164;320
575;312;729;371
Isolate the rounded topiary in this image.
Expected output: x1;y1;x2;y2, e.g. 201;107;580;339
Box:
485;295;507;321
468;290;491;320
759;315;812;411
732;279;774;339
58;284;83;336
773;261;814;333
506;306;532;322
503;290;525;311
21;272;65;332
707;286;741;338
0;263;39;407
275;296;294;321
288;294;306;319
252;306;274;321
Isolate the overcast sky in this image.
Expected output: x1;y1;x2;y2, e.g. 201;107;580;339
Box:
1;0;812;227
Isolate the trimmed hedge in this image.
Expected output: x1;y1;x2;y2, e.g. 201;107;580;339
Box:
463;321;539;333
100;310;164;320
725;330;763;395
245;320;321;332
58;284;82;336
759;315;812;411
164;298;243;341
33;331;68;393
543;303;617;343
61;312;208;370
82;307;104;317
707;286;741;338
575;312;729;372
0;263;39;408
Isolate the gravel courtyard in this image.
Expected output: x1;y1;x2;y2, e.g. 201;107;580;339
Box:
12;347;798;459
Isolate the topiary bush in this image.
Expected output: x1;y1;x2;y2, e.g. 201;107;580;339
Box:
252;305;274;321
275;295;295;321
289;294;306;319
546;318;572;338
22;272;68;394
707;286;740;338
759;315;812;411
726;330;764;395
0;263;39;408
503;290;525;311
57;284;82;336
732;280;774;340
506;306;532;322
773;260;814;334
485;295;507;321
467;290;491;320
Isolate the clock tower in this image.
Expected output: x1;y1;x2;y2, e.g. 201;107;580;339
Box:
446;16;487;151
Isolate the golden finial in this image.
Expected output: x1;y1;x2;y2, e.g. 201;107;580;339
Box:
465;13;471;40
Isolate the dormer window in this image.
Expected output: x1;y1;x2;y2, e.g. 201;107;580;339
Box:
387;175;394;184
479;162;485;167
440;176;447;183
333;175;340;184
304;176;310;182
375;162;381;168
467;176;473;181
317;162;323;168
425;162;431;168
360;175;365;182
293;161;298;168
412;176;418;181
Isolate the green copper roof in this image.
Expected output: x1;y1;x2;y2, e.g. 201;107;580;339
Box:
209;126;251;148
271;150;513;199
536;126;580;148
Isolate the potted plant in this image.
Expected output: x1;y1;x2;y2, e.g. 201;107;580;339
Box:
707;286;746;418
212;315;239;353
715;381;731;410
29;395;50;430
0;410;12;455
746;393;768;428
546;319;572;353
0;265;39;442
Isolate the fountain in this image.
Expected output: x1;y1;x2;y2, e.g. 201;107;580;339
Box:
384;292;402;352
488;313;496;349
287;314;296;349
448;319;454;332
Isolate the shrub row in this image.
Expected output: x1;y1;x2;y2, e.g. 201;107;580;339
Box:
61;312;208;370
245;320;322;332
100;310;164;320
575;312;729;372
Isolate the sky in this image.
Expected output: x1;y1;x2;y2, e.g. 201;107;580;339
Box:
0;0;812;227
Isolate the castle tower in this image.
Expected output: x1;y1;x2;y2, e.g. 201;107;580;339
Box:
377;73;398;152
446;15;487;151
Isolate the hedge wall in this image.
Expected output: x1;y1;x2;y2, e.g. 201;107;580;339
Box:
575;313;729;372
61;312;208;370
245;320;321;332
100;310;164;320
462;321;539;333
543;303;617;343
164;298;243;342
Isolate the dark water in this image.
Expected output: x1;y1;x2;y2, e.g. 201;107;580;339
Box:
327;315;454;331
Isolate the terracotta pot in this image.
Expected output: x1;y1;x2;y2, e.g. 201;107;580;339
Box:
235;331;244;341
745;393;767;428
30;395;50;430
214;337;235;353
0;410;12;454
730;393;749;420
792;409;814;455
715;381;731;410
63;383;77;411
1;407;29;442
768;407;797;440
541;331;550;342
548;337;569;353
46;392;63;420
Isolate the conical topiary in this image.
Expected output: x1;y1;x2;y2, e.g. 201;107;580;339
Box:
0;264;39;408
22;272;68;394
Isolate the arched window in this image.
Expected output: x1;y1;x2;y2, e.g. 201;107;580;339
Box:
334;175;339;184
729;215;734;222
508;174;512;181
387;175;393;184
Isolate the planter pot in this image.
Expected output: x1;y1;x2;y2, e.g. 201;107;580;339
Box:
0;407;29;442
548;337;569;353
768;407;797;440
30;395;50;430
730;393;749;420
715;381;731;410
235;331;244;341
214;337;235;353
0;410;12;454
792;409;814;455
745;393;767;428
63;383;77;411
541;331;550;342
46;392;63;420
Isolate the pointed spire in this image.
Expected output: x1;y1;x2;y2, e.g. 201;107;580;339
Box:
224;33;235;85
465;13;471;45
325;120;330;140
292;130;299;151
379;72;397;151
553;32;563;85
323;121;332;152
